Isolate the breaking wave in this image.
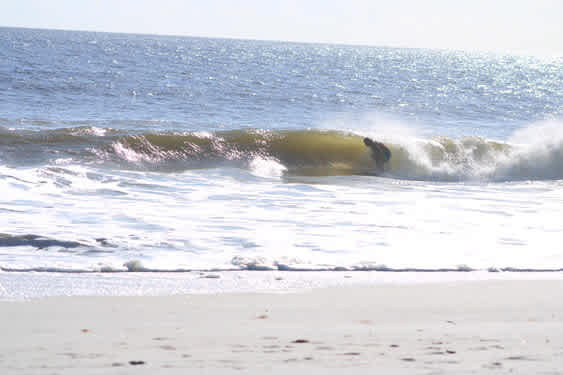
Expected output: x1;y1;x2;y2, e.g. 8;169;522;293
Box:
386;120;563;181
1;121;563;181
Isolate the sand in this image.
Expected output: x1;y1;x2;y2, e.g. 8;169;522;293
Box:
1;279;563;374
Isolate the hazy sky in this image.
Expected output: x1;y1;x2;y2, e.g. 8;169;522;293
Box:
2;0;562;55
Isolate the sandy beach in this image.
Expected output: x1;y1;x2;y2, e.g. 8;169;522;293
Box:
1;277;563;374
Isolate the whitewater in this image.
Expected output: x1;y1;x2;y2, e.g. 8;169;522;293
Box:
0;27;562;279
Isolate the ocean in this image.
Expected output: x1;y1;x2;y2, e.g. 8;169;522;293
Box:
1;27;562;281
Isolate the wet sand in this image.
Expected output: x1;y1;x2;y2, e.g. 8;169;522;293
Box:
1;280;563;374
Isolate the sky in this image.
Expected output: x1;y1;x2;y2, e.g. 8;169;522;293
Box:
2;0;562;55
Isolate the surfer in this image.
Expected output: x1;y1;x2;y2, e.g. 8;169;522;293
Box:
363;137;391;173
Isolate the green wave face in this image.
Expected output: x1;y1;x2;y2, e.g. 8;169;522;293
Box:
110;129;377;175
5;126;551;180
261;130;376;175
1;126;380;175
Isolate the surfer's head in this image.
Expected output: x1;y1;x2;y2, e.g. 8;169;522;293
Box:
363;137;375;148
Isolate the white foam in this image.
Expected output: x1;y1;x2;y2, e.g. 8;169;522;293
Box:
190;131;214;139
248;156;287;178
69;126;108;137
495;120;563;180
111;140;160;163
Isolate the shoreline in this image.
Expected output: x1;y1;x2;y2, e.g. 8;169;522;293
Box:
2;276;563;373
2;270;563;300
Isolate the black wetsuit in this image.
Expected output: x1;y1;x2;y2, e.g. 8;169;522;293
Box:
364;137;391;172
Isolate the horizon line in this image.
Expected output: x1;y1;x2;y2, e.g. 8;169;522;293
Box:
1;24;561;59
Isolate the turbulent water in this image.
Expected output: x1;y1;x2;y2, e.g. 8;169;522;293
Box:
1;27;562;273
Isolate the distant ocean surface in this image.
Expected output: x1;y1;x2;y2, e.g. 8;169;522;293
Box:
1;27;562;274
